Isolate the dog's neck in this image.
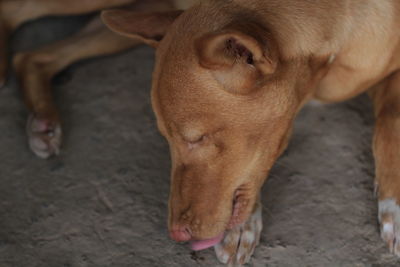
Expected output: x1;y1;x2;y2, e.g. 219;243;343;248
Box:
187;0;391;61
234;0;357;59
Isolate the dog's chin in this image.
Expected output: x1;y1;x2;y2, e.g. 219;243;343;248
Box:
189;190;252;251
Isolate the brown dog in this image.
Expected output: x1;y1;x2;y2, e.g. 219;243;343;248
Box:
102;0;400;264
3;0;400;265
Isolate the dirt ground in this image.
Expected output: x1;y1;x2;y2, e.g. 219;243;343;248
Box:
1;15;400;267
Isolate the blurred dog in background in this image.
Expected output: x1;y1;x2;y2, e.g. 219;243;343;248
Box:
0;0;194;158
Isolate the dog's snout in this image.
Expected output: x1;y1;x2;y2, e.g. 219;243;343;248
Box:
169;225;192;242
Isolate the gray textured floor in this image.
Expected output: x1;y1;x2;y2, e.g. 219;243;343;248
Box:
1;16;400;267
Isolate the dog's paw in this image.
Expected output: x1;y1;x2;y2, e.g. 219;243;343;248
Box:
379;198;400;256
26;114;62;159
214;202;262;266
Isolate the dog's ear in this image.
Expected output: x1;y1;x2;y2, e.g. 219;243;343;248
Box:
196;26;277;95
101;9;183;48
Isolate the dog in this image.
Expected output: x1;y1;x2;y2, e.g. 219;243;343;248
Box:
2;0;400;265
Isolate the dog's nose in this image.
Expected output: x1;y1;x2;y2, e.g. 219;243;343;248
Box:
170;226;192;242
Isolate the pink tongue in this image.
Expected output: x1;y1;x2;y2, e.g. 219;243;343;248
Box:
189;233;224;251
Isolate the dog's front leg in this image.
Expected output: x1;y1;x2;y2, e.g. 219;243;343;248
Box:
214;199;262;266
371;70;400;255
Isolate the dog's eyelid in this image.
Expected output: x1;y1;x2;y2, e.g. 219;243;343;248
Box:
184;134;207;144
178;126;209;144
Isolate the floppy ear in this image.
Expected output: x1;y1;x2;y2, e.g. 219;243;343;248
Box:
101;9;183;48
196;24;277;95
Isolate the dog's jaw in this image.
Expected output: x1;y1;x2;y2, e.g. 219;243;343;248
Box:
188;188;257;252
227;186;253;229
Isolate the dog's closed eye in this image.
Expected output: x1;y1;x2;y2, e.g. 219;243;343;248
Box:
186;134;207;149
179;126;207;145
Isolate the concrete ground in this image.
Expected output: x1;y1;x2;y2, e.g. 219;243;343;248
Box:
1;15;400;267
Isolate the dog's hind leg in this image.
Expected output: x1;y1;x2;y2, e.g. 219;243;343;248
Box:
13;17;140;158
370;71;400;256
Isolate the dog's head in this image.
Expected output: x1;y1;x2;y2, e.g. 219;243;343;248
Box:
102;1;329;244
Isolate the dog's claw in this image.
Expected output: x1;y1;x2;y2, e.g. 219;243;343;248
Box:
215;202;262;266
27;114;62;159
